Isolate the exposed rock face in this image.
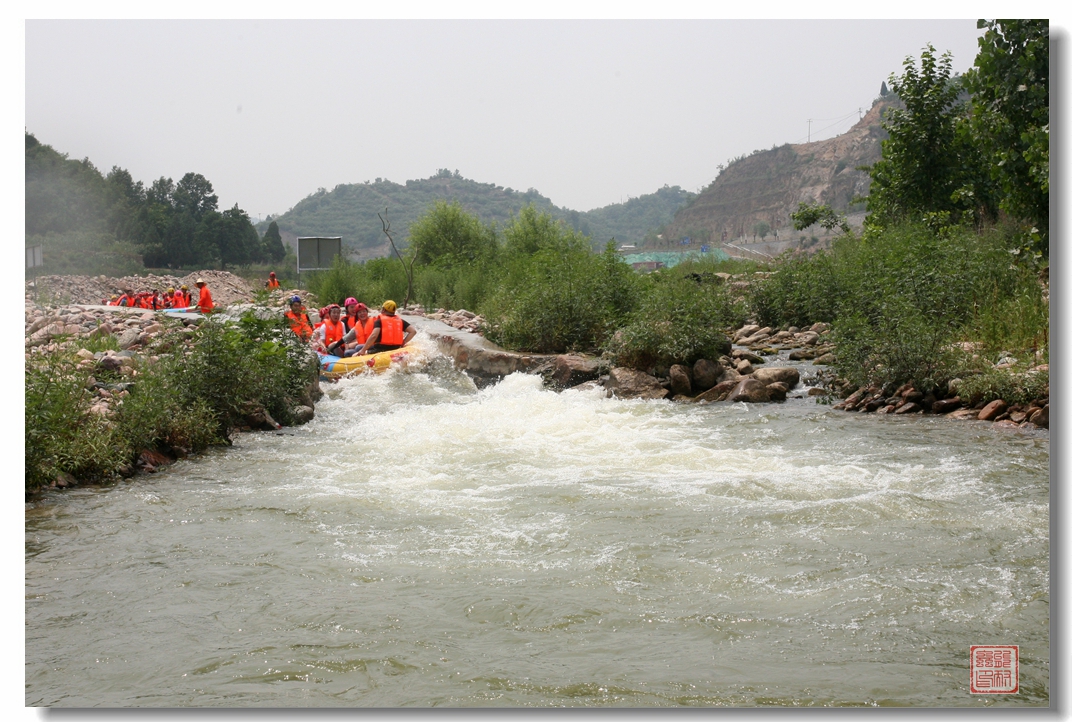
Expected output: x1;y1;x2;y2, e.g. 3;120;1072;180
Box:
728;378;770;403
660;98;893;252
752;367;800;388
605;368;669;400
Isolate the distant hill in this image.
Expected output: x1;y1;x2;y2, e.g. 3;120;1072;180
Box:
259;169;694;259
657;96;897;251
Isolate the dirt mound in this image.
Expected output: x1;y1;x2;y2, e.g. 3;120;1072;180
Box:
27;270;256;307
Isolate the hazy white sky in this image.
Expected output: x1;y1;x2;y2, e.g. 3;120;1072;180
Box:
25;18;993;218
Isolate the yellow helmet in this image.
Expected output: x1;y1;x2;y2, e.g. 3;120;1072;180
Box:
382;300;397;313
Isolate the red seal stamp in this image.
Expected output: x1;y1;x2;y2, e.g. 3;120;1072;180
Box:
970;645;1019;694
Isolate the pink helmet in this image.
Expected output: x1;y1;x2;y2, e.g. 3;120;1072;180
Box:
344;297;358;307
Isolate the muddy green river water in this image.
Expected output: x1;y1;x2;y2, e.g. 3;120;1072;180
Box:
25;358;1049;707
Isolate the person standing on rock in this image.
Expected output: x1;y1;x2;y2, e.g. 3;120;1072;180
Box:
195;278;215;314
265;272;280;290
353;300;416;355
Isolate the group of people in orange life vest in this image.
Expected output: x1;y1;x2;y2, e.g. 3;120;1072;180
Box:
104;278;214;314
285;295;417;358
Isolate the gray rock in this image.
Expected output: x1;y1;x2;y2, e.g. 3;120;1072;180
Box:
731;349;764;364
291;405;315;424
728;378;771;403
117;328;141;349
605;368;669;400
717;366;742;385
692;358;721;391
693;379;739;403
765;381;789;401
735;359;753;375
752;367;800;388
669;364;692;396
1028;404;1048;428
931;397;962;414
550;355;601;388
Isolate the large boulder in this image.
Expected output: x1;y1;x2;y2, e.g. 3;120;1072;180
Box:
978;399;1008;421
669;364;692;396
693;379;740;403
717;366;742;385
728;378;770;403
605;368;669;400
765;381;789;401
550;355;601;388
752;366;800;388
1028;404;1049;428
692;358;721;391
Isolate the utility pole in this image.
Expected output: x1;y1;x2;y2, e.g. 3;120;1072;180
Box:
807;119;812;143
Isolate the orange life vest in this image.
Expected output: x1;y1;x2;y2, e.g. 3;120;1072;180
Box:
344;315;375;344
377;314;404;346
197;285;214;313
285;310;313;341
322;317;346;346
267;278;280;289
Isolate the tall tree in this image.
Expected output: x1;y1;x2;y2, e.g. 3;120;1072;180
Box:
262;220;287;263
407;200;497;267
965;19;1049;249
173;172;218;223
865;45;995;229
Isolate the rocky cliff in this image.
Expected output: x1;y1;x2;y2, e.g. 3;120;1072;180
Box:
659;97;898;250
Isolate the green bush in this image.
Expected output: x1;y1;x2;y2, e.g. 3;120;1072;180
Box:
305;255;411;309
748;221;1047;390
956;366;1049;406
479;203;643;356
25;351;123;491
610;270;746;372
25;311;318;492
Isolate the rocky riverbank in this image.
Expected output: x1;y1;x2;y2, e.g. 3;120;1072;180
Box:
25;271;321;494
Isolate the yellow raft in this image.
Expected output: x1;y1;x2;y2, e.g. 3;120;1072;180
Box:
317;345;422;381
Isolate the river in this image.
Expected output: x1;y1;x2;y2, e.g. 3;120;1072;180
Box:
25;355;1049;707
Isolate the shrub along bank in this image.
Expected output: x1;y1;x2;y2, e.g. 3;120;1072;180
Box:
25;310;319;494
305;200;1047;417
748;220;1048;402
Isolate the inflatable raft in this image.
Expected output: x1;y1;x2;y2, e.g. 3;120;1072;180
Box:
317;345;421;381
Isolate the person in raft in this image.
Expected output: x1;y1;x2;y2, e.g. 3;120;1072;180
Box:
333;300;376;357
312;304;348;355
353;300;416;356
265;271;280;290
195;278;214;314
285;296;313;342
176;285;190;308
